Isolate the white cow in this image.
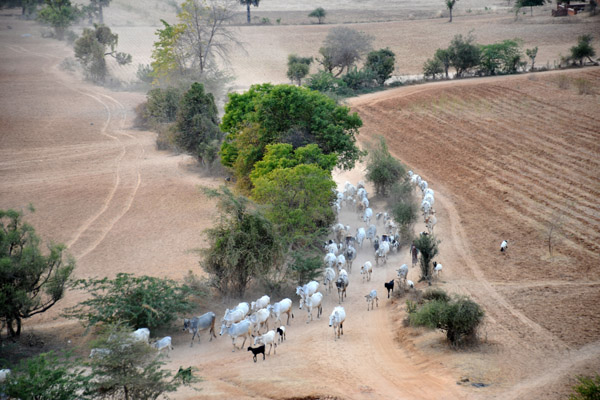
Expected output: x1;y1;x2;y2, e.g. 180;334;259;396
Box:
363;207;373;224
329;306;346;339
152;336;173;357
297;281;319;308
323;267;336;293
251;295;270;312
324;252;337;268
360;261;373;282
254;330;277;355
355;227;366;248
220;318;253;351
302;292;324;322
375;241;390;265
249;308;270;335
336;254;346;271
268;298;294;326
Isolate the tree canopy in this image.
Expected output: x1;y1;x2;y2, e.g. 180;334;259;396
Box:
570;35;596;66
365;48;396;85
0;208;74;337
514;0;547;16
174;82;223;166
308;7;326;24
36;0;83;39
446;0;458;22
365;137;406;196
219;84;363;190
448;33;481;77
201;186;282;297
74;24;132;82
287;54;313;85
479;39;523;75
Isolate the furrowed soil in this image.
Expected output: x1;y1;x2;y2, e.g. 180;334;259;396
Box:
1;3;599;400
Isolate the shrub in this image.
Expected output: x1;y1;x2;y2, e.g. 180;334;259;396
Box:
573;78;593;95
2;351;90;400
287;54;313;85
87;325;197;399
423;288;451;302
137;63;154;84
145;87;183;125
63;273;194;331
365;136;406;196
410;295;485;346
365;48;396;85
342;67;377;90
569;374;600;400
570;34;596;67
556;74;570;90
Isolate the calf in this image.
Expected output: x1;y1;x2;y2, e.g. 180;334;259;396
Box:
384;279;394;298
248;344;266;362
365;290;379;311
152;336;173;357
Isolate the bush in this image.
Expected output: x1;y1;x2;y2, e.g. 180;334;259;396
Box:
305;70;347;93
574;78;593;95
365;48;396;85
569;374;600;400
410;295;485;346
137;63;154;84
342;67;377;90
556;74;570;90
2;351;90;400
63;273;194;331
287;54;313;85
365;137;406;196
145;87;183;125
423;288;451;302
570;34;596;66
87;325;196;399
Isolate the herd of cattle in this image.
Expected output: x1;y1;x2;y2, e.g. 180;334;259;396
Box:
76;177;438;367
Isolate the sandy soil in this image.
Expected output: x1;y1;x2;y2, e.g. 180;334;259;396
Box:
1;6;600;400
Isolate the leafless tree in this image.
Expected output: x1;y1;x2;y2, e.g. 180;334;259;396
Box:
318;27;373;77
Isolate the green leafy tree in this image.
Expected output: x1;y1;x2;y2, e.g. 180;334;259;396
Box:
36;0;83;40
569;374;600;400
305;70;347;93
410;293;485;346
289;251;323;284
63;273;194;330
434;48;451;79
308;7;326;24
514;0;546;16
174;82;223;167
240;0;259;24
87;325;196;399
365;137;406;196
446;0;458;22
150;19;186;83
479;39;522;75
526;46;538;71
252;163;337;239
318;27;374;77
365;48;396;85
250;143;337;182
2;351;91;400
423;57;444;79
0;208;75;338
0;0;44;18
74;24;132;82
341;67;377;90
287;54;313;85
448;33;481;78
570;34;597;66
201;186;282;297
219;84;363;190
414;234;439;283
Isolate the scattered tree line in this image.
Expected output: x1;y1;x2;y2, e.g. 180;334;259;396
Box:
423;33;598;80
286;26;399;99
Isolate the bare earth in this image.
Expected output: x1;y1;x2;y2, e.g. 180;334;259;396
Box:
1;4;599;400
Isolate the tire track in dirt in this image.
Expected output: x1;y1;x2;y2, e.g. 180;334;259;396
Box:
5;43;145;261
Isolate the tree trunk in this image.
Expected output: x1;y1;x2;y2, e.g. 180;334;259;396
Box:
99;5;104;24
246;3;251;24
8;318;21;338
530;6;533;16
449;8;453;22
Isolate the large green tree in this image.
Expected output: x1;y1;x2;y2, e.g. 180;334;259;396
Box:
448;33;481;78
479;39;522;75
201;187;282;297
308;7;326;24
0;208;74;337
240;0;259;24
365;48;396;85
174;82;223;166
570;35;596;66
74;24;131;82
252;163;337;239
219;84;363;191
36;0;83;39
